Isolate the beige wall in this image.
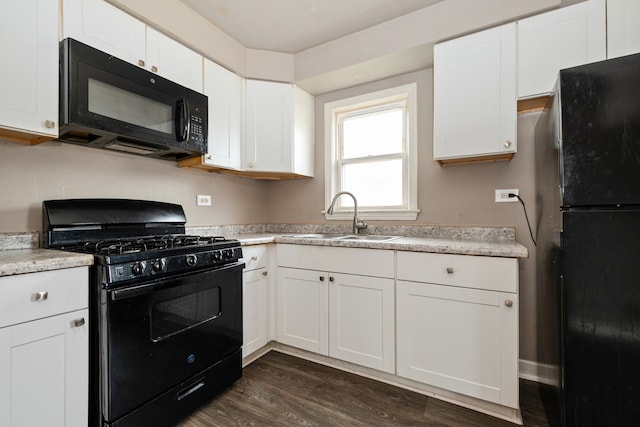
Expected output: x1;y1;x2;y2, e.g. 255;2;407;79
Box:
266;69;541;363
0;68;544;363
0;140;267;232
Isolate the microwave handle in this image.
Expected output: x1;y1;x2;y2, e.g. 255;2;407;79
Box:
175;99;190;142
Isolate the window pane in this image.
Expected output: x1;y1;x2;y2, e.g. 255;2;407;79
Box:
341;108;403;158
341;159;403;207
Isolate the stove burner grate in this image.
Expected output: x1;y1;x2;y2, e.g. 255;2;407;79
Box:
64;235;228;255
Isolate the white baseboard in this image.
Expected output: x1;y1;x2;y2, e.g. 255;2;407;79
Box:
519;359;559;386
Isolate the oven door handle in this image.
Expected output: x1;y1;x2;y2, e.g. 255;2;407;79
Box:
110;282;157;300
109;262;245;301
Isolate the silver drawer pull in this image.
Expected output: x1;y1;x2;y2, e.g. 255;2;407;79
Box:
446;267;454;274
32;291;48;302
505;300;514;307
251;256;258;261
73;318;86;328
262;271;268;276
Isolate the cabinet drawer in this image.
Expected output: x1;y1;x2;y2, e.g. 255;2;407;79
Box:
277;244;394;278
0;267;88;328
396;252;517;293
241;245;267;271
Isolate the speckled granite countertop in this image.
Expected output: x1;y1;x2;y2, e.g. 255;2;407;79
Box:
0;249;94;277
232;233;528;258
0;224;527;277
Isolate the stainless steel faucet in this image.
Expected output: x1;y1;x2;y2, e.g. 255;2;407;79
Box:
327;191;368;234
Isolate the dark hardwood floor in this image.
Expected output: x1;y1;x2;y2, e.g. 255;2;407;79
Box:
180;351;550;427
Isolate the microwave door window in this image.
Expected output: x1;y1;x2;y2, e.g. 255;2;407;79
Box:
88;78;172;134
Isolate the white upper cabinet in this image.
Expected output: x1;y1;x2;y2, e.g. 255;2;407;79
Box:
518;0;606;98
433;23;517;164
607;0;640;59
0;0;58;143
145;27;203;92
203;59;243;170
62;0;146;66
62;0;203;92
244;80;314;177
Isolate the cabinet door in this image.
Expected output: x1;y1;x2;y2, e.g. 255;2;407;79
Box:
0;310;89;427
276;267;328;355
433;23;516;162
396;281;518;409
329;273;395;373
62;0;146;67
0;0;58;139
204;59;243;169
518;0;606;98
244;80;294;172
146;27;203;93
243;268;268;357
607;0;640;59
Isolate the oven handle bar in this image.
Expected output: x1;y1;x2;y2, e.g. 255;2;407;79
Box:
109;262;244;301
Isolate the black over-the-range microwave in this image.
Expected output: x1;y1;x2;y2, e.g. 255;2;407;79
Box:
59;38;208;161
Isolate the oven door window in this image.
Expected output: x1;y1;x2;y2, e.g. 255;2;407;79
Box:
151;286;221;341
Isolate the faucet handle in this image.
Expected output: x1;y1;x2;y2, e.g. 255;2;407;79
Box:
355;218;368;234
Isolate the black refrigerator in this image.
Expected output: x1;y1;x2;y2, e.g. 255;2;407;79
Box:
535;53;640;427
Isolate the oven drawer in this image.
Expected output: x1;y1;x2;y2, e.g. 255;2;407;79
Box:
0;267;88;328
396;252;518;293
241;245;267;271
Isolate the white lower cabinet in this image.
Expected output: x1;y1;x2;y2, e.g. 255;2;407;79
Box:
329;272;394;373
0;267;89;427
396;252;519;409
276;245;395;373
241;245;269;358
276;267;329;355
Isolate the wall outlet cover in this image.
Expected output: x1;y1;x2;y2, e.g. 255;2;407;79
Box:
495;189;519;203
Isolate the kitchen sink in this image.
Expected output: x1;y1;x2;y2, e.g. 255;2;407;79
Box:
284;233;351;239
283;234;401;242
337;235;401;242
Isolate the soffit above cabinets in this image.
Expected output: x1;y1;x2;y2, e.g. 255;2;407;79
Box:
177;0;444;54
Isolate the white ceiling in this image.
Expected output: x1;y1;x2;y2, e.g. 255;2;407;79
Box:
178;0;444;54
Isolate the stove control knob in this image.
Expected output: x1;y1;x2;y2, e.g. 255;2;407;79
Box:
131;262;144;276
213;251;223;262
223;249;233;259
152;259;165;272
186;254;197;267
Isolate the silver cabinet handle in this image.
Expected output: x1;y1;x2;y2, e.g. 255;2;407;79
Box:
44;120;55;129
138;59;145;67
504;140;512;148
505;300;514;307
32;291;48;302
319;276;325;281
262;271;268;276
251;256;258;261
446;267;454;274
151;65;158;73
73;318;85;328
329;277;335;282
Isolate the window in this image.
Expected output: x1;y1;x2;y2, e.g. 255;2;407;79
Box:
324;83;418;220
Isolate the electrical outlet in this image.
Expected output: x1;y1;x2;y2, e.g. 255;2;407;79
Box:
495;189;519;203
196;194;212;206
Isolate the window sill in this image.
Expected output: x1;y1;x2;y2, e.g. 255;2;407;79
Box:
322;209;420;221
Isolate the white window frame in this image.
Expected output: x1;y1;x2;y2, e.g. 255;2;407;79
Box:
324;83;419;221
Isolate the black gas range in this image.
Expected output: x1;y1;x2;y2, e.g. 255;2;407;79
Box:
43;199;244;427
